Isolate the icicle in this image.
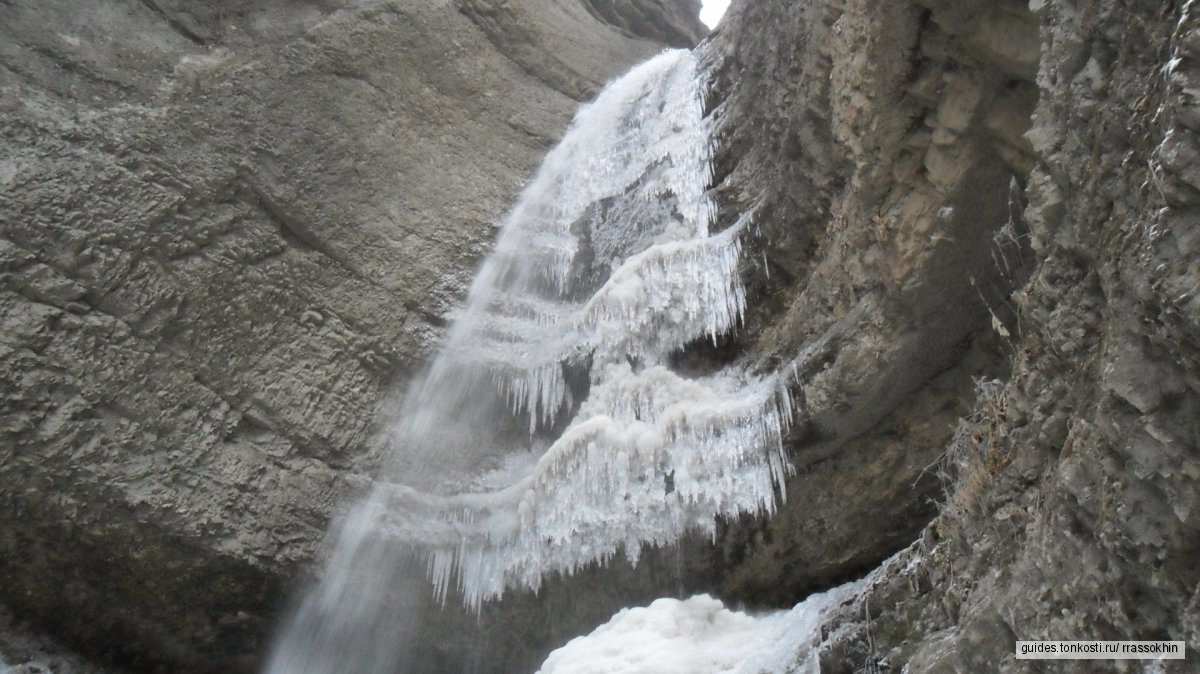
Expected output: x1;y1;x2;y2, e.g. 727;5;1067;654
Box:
354;50;807;610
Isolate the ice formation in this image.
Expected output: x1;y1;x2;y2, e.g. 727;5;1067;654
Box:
367;48;801;609
536;580;863;674
267;48;805;673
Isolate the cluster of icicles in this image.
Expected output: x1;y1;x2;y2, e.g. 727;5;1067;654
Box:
315;48;810;624
264;47;813;674
354;48;808;611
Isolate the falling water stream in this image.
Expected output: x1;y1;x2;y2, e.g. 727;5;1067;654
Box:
265;48;832;673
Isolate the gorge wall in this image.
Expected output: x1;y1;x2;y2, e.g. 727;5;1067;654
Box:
2;0;1197;672
812;0;1200;670
698;0;1038;606
0;1;702;670
706;2;1198;671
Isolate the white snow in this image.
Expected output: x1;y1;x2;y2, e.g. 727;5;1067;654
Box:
537;581;863;674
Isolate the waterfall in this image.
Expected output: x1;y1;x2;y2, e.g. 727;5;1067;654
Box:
266;48;803;673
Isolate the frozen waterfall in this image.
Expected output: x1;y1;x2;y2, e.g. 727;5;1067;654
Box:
266;48;806;673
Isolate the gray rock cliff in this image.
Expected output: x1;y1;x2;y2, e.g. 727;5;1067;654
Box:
699;0;1037;606
701;2;1197;671
808;0;1200;670
0;1;702;670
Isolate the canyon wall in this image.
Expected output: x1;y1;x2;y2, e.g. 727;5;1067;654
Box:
812;0;1200;670
706;2;1196;670
0;1;701;670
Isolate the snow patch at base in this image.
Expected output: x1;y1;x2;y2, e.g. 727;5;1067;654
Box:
538;581;864;674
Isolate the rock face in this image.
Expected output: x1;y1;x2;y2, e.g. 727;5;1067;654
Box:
0;1;701;671
686;0;1190;662
0;604;113;674
699;0;1197;670
696;0;1037;606
700;0;1198;669
808;0;1200;670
